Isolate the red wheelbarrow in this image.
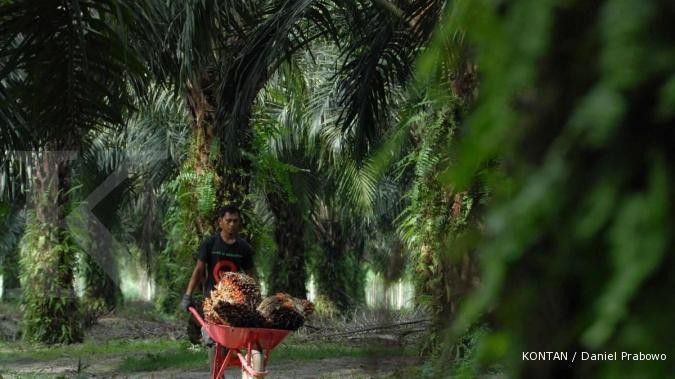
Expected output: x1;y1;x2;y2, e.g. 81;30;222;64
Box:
188;306;291;379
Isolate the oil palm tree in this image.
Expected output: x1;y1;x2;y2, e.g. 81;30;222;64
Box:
252;58;325;298
72;131;131;319
0;0;150;343
144;0;346;312
253;45;407;310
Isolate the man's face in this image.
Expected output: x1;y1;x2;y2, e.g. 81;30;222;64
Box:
219;212;241;235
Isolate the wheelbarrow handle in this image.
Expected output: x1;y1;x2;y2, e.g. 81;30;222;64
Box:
188;306;206;328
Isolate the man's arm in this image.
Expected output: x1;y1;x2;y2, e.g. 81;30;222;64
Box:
185;259;206;296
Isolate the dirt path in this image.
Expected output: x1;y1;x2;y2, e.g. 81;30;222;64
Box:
254;356;419;378
2;355;419;378
117;356;419;378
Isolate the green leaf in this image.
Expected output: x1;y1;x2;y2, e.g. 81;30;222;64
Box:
656;73;675;119
569;86;626;147
582;159;670;347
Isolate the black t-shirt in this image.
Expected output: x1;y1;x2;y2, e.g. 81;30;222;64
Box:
198;234;255;296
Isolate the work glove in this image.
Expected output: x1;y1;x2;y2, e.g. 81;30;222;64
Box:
180;293;194;312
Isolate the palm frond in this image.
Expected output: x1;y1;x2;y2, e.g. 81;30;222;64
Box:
216;0;346;164
138;0;261;89
335;0;445;159
0;0;148;149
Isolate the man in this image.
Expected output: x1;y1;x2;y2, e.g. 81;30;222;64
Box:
180;205;262;377
180;204;256;310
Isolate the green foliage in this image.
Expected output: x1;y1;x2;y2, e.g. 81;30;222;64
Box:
19;211;82;344
119;86;191;275
70;131;135;318
7;4;671;371
155;167;207;313
0;204;24;297
116;339;414;373
0;0;150;148
251;60;317;297
392;89;484;355
79;252;121;325
155;128;221;313
308;240;368;312
422;325;493;378
1;0;151;345
118;348;206;372
0;338;191;364
418;0;675;377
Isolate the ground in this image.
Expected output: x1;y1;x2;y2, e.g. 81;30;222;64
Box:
2;355;420;378
0;302;425;378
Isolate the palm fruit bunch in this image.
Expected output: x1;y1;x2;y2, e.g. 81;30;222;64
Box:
257;293;315;331
204;272;263;327
211;301;266;327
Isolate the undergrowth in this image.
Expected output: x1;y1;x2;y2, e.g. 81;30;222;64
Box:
0;338;187;364
1;336;417;374
117;340;418;373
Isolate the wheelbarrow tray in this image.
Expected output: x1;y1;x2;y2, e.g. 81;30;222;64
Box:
203;323;290;350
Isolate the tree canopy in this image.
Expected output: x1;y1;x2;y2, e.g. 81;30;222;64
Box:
1;0;673;377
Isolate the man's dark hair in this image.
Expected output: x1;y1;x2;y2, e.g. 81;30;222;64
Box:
218;205;241;219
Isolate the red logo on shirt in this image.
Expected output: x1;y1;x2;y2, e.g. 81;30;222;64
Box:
212;259;238;282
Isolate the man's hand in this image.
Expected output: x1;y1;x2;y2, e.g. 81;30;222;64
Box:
180;293;194;312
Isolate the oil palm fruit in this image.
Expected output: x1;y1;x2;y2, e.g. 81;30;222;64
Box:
204;272;262;326
257;293;314;330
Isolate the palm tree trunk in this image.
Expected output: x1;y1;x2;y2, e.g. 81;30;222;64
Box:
81;218;121;325
314;219;365;313
20;151;82;344
267;191;307;298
